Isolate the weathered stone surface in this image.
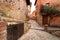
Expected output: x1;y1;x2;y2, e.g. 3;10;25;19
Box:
18;29;60;40
50;16;60;26
0;22;7;40
24;22;31;33
18;20;60;40
0;0;27;21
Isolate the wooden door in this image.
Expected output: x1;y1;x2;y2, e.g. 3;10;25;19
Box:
42;15;48;25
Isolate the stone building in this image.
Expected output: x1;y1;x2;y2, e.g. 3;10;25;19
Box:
0;0;60;26
36;0;60;26
0;0;27;21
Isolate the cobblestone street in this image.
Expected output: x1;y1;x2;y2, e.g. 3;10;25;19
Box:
18;20;60;40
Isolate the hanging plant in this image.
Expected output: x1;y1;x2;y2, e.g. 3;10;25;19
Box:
40;5;60;16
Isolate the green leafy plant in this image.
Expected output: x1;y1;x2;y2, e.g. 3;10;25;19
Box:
40;5;60;16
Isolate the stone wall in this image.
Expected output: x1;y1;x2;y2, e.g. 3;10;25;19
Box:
50;16;60;26
0;22;7;40
0;0;27;21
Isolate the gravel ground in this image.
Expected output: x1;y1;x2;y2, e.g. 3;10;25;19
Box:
18;20;60;40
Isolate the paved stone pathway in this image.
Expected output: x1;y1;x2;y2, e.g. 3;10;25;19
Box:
18;20;60;40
